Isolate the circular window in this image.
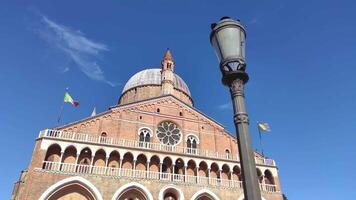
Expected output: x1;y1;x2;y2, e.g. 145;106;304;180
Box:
157;121;181;145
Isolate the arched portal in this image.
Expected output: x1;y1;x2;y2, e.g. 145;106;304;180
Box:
190;189;220;200
237;195;266;200
112;182;153;200
39;176;103;200
48;184;95;200
158;185;184;200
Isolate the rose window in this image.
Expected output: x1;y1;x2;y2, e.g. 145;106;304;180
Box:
156;121;181;145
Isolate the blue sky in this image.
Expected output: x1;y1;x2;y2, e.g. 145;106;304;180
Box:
1;0;355;199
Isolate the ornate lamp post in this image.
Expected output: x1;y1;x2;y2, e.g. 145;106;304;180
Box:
210;17;262;200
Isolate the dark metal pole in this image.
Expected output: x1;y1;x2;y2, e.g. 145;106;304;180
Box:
229;78;262;200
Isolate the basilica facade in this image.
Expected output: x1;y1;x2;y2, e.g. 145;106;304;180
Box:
11;50;284;200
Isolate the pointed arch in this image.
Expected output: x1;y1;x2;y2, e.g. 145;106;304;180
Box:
190;189;220;200
158;184;184;200
38;176;103;200
111;182;153;200
237;195;266;200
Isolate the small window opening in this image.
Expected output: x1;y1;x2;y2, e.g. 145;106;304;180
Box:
157;108;160;113
179;112;183;116
100;132;107;143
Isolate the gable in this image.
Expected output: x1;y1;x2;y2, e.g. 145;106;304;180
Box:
112;95;237;142
55;95;239;153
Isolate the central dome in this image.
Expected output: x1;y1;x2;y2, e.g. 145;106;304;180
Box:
122;68;191;96
118;49;193;106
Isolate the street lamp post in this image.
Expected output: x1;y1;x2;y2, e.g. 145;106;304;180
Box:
210;17;262;200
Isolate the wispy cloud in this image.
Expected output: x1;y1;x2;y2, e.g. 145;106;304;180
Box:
61;66;70;73
217;102;232;110
37;15;116;86
249;18;258;24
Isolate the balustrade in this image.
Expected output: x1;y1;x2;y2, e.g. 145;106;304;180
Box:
40;160;279;193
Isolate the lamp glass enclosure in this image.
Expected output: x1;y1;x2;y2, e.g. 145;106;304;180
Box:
210;18;246;72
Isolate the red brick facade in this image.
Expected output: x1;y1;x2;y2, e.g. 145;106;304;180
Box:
11;51;284;200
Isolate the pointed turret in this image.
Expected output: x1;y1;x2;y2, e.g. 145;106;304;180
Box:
162;48;174;62
161;48;175;71
161;48;175;95
90;107;96;117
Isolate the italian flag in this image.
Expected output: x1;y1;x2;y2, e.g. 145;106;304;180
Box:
64;92;79;107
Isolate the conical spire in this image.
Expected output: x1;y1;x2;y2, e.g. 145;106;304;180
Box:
163;48;174;61
90;107;96;117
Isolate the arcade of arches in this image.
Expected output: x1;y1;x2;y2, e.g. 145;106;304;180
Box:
43;143;276;184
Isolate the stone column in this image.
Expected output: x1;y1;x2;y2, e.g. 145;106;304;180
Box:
105;157;109;175
159;162;163;179
218;170;222;186
146;161;150;178
184;165;187;182
172;164;175;181
58;151;64;170
75;153;80;164
229;170;232;187
207;168;211;185
133;160;137;170
195;167;199;183
90;154;95;173
119;159;123;176
105;157;109;167
73;153;80;173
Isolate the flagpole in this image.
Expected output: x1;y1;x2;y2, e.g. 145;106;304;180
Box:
56;88;68;126
56;103;64;126
257;122;264;156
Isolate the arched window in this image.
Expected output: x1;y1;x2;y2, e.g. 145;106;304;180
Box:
139;128;152;147
187;135;198;154
225;149;231;159
100;132;107;143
